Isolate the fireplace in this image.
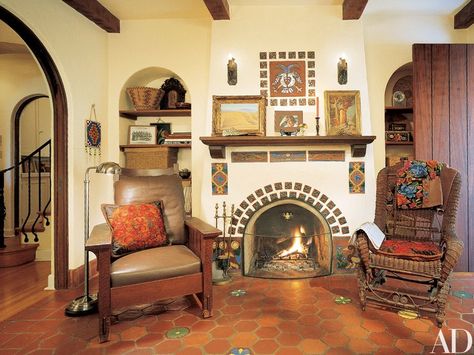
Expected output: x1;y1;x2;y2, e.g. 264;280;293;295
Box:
229;181;351;279
243;200;332;279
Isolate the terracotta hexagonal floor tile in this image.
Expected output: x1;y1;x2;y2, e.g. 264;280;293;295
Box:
412;331;437;346
299;338;328;354
253;339;280;354
361;319;387;332
238;309;261;320
120;326;147;341
318;308;341;319
153;339;182;353
234;320;259;332
277;320;299;333
173;314;199;327
221;305;243;315
105;340;137;353
299;314;321;326
182;332;210;347
175;347;203;355
230;332;258;348
321;332;350;347
256;326;280;338
257;315;281;327
445;318;473;330
403;318;432;332
374;347;406;355
126;349;154;355
191;320;216;333
204;339;232;354
368;331;395;347
348;338;377;353
278;310;301;320
147;320;174;333
395;338;425;353
326;347;355;355
210;326;235;338
135;333;165;348
275;347;304;355
276;332;302;346
320;319;344;332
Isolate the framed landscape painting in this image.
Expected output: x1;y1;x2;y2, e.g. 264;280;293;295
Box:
324;90;361;136
212;95;266;136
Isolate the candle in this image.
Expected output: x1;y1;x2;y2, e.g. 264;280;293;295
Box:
316;97;319;117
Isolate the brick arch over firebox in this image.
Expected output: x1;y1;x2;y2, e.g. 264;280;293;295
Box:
230;182;351;238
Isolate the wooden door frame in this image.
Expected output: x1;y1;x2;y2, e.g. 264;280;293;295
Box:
1;7;69;288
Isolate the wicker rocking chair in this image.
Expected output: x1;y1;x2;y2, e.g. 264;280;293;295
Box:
353;161;463;327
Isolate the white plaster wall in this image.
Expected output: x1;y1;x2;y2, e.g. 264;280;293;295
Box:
107;18;212;217
363;13;469;172
0;0;111;271
203;4;376;232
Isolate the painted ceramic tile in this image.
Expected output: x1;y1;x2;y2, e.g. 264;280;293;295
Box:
212;163;228;195
259;52;267;60
349;161;365;193
270;151;306;162
307;61;315;68
269;60;306;97
231;152;268;163
308;150;345;161
278;51;286;59
333;237;358;273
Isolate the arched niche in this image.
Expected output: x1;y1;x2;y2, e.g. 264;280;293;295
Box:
118;67;192;171
385;62;413;107
119;67;190;111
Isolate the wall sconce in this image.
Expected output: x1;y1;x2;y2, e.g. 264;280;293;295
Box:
338;57;348;85
227;57;237;85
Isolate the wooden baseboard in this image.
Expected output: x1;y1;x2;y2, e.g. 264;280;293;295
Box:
68;258;98;289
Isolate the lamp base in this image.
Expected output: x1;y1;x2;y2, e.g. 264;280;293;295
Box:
213;275;232;286
64;294;98;317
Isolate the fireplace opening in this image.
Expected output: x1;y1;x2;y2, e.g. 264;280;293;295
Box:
243;200;332;279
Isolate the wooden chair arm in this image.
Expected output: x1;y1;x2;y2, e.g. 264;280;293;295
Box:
185;217;221;239
86;223;112;253
185;217;221;261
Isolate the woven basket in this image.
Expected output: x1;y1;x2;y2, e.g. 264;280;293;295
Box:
126;87;165;111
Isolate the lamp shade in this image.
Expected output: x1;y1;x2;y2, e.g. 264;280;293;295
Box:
96;162;121;175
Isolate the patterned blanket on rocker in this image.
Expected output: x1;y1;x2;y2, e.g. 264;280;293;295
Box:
396;160;444;209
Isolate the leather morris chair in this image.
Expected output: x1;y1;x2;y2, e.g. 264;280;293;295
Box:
86;172;221;342
353;161;463;327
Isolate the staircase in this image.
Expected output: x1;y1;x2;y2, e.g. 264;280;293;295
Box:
0;140;51;267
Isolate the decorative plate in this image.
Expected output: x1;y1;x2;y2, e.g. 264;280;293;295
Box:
392;91;406;106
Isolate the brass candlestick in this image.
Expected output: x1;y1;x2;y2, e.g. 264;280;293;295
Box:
315;116;320;136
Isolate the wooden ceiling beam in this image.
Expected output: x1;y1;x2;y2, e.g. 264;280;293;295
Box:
203;0;230;20
343;0;368;20
454;0;474;29
63;0;120;33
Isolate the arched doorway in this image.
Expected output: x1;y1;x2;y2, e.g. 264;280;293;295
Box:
0;7;68;289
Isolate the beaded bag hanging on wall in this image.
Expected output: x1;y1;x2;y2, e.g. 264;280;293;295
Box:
85;104;101;156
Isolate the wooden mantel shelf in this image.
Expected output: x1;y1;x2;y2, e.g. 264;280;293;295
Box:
199;135;376;159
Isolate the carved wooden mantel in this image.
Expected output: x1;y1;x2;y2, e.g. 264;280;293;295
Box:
199;135;376;159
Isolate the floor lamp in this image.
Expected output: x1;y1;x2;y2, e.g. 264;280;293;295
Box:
65;162;121;316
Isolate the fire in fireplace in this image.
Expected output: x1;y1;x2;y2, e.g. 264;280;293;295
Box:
243;201;332;279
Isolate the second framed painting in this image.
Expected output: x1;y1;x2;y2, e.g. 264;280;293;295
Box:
324;90;361;136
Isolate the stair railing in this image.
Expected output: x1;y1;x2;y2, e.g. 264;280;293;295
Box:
0;140;51;248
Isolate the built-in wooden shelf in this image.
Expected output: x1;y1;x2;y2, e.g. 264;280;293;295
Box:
386;142;413;146
385;107;413;113
119;109;191;119
199;135;376;159
120;144;190;150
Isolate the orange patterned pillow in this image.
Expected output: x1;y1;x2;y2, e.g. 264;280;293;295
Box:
101;201;167;257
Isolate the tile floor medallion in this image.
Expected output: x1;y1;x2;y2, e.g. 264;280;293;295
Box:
0;273;473;354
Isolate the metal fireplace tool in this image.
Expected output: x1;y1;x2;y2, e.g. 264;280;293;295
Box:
213;202;234;285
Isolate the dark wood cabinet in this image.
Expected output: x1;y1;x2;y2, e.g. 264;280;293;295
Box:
413;43;474;271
